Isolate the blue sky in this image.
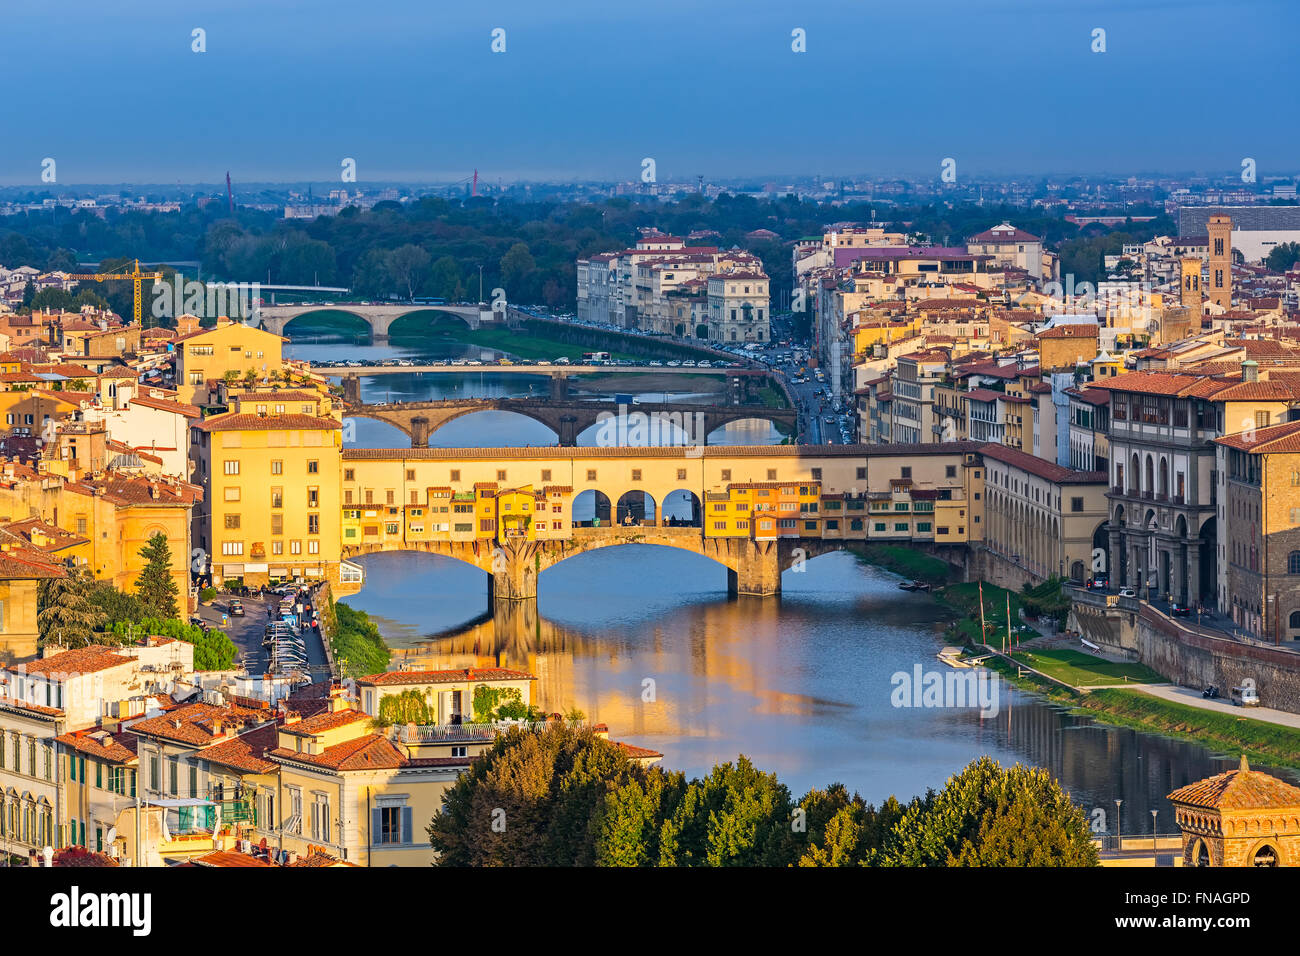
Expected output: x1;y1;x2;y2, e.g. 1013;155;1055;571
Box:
6;0;1297;184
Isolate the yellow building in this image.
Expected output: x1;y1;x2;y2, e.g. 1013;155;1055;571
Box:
175;321;286;406
192;410;343;587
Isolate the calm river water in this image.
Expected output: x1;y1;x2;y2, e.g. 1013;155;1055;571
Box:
287;319;1267;825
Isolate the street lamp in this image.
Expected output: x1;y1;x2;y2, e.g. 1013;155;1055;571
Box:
1114;798;1123;847
1150;809;1159;853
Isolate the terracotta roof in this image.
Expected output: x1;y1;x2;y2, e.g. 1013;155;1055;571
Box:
131;395;201;418
1168;756;1300;810
270;734;410;771
55;729;137;764
199;722;280;774
279;708;370;737
1214;419;1300;454
129;702;270;746
194;413;340;433
357;667;536;686
979;442;1106;485
7;646;133;677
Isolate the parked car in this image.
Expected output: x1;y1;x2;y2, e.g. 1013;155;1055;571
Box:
229;600;245;617
1202;684;1220;699
1118;588;1137;599
1231;684;1260;707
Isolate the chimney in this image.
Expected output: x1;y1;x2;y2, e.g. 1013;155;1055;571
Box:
211;717;222;736
1242;359;1259;383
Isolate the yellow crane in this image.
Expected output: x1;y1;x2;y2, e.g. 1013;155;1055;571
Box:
63;259;165;324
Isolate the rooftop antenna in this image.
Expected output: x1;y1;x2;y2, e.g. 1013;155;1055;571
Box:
472;169;478;197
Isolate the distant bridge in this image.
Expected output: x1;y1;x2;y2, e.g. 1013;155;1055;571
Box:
343;395;797;446
259;302;530;337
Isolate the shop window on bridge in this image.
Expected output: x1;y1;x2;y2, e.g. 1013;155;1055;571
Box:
917;522;931;533
850;519;863;531
825;520;838;531
875;522;886;531
805;521;819;531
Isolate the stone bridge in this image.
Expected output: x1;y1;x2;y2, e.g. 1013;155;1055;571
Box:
340;528;846;603
259;303;531;338
341;394;798;446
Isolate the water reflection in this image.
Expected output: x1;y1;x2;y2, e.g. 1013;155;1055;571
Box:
340;547;1281;828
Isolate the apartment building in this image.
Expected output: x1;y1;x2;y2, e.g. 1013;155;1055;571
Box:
175;321;286;406
191;411;343;587
706;271;770;344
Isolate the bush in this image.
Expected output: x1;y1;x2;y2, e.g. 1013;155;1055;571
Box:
108;617;237;670
332;602;390;678
199;587;218;603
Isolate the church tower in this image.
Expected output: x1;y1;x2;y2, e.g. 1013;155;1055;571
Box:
1207;214;1233;310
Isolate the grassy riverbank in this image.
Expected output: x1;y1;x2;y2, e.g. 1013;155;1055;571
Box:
330;602;392;679
853;544;1297;764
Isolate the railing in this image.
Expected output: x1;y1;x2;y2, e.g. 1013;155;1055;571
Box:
392;719;589;744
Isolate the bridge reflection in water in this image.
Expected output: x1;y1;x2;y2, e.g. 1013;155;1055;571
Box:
348;548;1267;813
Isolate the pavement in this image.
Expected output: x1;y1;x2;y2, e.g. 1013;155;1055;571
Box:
194;587;331;678
1125;683;1300;730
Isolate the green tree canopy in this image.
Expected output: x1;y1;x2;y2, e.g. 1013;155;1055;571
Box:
134;531;179;620
37;568;108;649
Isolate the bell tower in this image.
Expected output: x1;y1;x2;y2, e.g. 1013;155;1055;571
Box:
1207;214;1233;310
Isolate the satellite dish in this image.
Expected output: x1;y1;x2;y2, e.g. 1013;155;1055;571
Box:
106;826;117;844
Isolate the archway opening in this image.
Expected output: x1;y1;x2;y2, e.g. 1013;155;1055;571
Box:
660;489;702;527
281;309;373;343
1253;843;1279;867
572;489;612;527
616;491;657;527
424;410;559;448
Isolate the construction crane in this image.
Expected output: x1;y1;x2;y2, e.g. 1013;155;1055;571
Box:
64;259;165;324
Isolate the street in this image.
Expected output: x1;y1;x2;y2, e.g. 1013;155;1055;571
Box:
194;587;332;679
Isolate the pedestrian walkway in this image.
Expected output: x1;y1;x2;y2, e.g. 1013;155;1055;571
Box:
1126;683;1300;731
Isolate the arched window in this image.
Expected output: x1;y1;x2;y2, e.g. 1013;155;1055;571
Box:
1290;610;1300;629
1289;551;1300;574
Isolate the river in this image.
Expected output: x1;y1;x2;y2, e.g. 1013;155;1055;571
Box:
286;318;1269;828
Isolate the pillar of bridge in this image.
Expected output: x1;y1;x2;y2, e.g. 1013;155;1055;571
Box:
341;374;362;405
490;540;539;602
410;416;430;448
557;415;580;447
725;539;782;597
550;374;570;400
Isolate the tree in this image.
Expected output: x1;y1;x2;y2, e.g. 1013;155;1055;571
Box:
878;757;1099;867
134;532;179;620
498;242;536;300
429;723;651;867
37;568;108;649
657;756;794;866
108;618;237;670
1265;241;1300;273
20;280;34;309
428;256;464;301
387;244;431;301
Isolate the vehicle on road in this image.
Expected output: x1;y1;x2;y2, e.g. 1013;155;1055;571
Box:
1170;601;1191;617
229;600;244;616
1202;684;1220;699
1118;588;1137;598
1231;684;1260;707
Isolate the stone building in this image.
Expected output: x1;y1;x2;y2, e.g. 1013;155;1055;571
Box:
1214;419;1300;641
1169;755;1300;867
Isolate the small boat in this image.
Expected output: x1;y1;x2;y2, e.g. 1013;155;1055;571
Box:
937;647;974;668
898;581;920;592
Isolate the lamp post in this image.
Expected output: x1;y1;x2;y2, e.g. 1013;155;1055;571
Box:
1150;809;1159;853
1114;798;1123;848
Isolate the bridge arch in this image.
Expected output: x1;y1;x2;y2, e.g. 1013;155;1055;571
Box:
280;308;375;341
615;490;657;526
572;489;612;527
660;489;702;526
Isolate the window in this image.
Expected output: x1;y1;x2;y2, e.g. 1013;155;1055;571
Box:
678;469;687;480
811;468;822;480
721;470;732;481
901;467;912;479
450;470;461;482
946;465;957;478
221;542;244;556
376;805;406;845
856;467;867;480
311;794;331;842
270;459;283;475
587;470;597;481
224;487;241;502
632;469;642;481
308;489;319;507
308;514;320;534
1071;497;1084;512
1289;551;1300;574
224;514;241;529
541;469;552;481
306;460;320;474
223;460;240;475
271;487;283;508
